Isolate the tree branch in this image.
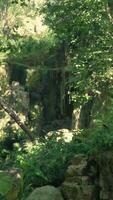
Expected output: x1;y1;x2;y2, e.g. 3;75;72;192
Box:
0;97;35;142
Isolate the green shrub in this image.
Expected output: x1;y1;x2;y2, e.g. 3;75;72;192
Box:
87;127;113;154
3;127;113;190
15;138;69;187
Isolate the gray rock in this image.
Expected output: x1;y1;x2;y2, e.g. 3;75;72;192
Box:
26;185;64;200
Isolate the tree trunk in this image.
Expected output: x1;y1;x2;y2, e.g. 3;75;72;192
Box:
79;98;94;129
0;97;34;142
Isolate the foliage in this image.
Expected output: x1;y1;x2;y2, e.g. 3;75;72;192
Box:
14;138;71;187
1;127;113;189
42;0;113;105
0;131;89;188
0;173;13;196
1;0;113;199
1;128;113;200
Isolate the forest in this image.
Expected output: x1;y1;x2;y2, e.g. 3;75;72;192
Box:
0;0;113;200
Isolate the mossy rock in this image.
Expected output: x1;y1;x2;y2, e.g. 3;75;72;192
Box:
26;185;64;200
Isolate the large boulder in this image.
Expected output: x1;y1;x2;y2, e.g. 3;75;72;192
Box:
26;185;64;200
0;168;23;200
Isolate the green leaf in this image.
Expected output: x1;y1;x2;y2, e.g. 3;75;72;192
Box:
0;173;13;195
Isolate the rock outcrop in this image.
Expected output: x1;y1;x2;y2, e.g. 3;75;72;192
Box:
61;154;98;200
26;185;64;200
61;152;113;200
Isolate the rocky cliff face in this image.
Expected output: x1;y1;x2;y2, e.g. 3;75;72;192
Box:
61;154;99;200
61;152;113;200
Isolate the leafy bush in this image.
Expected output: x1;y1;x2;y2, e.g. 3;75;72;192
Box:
0;132;86;191
15;138;70;187
87;127;113;155
10;135;94;190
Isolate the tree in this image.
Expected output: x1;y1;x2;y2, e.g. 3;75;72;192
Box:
41;0;113;128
